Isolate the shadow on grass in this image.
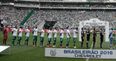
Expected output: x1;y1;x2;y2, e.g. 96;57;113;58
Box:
0;54;10;57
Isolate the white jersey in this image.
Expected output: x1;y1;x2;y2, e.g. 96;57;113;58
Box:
40;29;45;37
33;28;38;36
73;29;77;38
18;28;23;37
53;29;57;38
66;29;70;38
48;30;52;38
25;29;30;37
12;28;18;36
60;30;64;38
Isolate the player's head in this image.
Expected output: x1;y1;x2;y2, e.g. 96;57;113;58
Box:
5;25;8;28
55;27;57;30
93;28;95;31
15;26;17;28
34;26;37;29
28;26;30;29
111;28;113;30
49;27;52;30
76;27;78;30
20;26;23;29
66;26;69;29
81;28;83;30
100;28;103;31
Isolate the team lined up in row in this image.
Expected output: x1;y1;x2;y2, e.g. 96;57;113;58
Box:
3;26;107;48
11;26;79;48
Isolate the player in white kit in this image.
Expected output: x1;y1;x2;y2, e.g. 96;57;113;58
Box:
47;28;52;47
72;28;78;48
17;27;23;45
40;28;45;47
33;27;38;47
65;27;71;48
59;28;64;48
53;27;57;47
25;26;30;46
12;26;18;46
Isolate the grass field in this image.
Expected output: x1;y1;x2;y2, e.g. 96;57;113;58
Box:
0;31;116;61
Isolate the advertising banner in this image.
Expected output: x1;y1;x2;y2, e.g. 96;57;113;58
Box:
45;48;116;59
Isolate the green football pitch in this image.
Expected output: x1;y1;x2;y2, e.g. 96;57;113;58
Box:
0;31;116;61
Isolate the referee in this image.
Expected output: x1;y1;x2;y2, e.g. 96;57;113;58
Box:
81;28;84;48
92;28;97;49
100;29;104;48
86;28;90;48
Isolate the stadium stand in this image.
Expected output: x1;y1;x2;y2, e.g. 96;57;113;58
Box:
0;0;116;28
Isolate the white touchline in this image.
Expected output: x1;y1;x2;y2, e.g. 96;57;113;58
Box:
86;42;93;61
